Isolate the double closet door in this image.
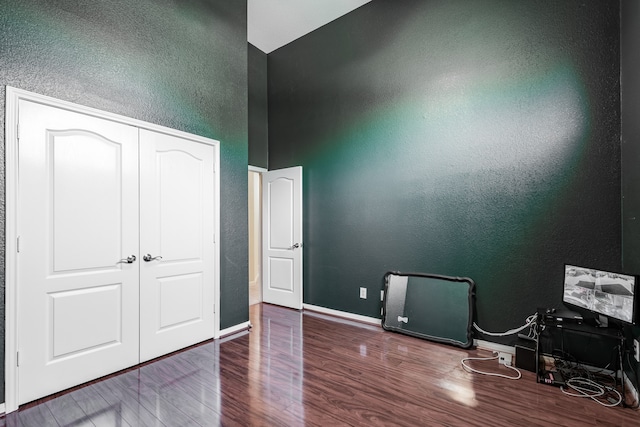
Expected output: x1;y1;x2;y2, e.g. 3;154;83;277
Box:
17;100;216;404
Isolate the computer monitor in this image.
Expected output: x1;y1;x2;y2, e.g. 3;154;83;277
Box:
562;264;637;326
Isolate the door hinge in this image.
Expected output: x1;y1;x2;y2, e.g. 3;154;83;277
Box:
17;121;20;140
16;351;19;367
17;236;20;253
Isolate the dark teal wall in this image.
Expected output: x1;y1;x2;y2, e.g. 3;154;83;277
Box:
249;43;269;169
621;0;640;386
622;2;640;272
0;0;249;402
268;0;621;337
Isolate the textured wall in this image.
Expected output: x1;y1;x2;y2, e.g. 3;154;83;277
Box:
268;0;621;338
249;43;269;168
0;0;249;402
622;2;640;273
621;0;640;385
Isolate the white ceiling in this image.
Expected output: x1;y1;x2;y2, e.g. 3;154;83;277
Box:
248;0;372;54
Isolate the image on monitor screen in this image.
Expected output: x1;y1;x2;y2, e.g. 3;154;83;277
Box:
563;265;636;324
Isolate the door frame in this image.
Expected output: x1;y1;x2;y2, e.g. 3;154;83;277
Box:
4;86;221;413
248;166;267;307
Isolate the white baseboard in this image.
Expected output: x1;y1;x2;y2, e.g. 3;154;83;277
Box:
0;402;5;416
474;339;515;355
303;304;381;326
298;310;518;356
218;321;251;338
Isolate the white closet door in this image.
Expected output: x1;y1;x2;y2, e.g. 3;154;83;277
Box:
17;100;140;404
139;129;216;362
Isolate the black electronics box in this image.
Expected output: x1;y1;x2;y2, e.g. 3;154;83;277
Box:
539;370;566;387
514;345;536;372
539;308;583;326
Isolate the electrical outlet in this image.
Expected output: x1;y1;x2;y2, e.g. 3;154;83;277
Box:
634;339;640;363
498;352;512;366
359;287;367;299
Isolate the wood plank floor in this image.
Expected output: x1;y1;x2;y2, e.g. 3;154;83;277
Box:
2;303;639;426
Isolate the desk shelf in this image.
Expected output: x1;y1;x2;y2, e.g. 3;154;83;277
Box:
535;309;625;393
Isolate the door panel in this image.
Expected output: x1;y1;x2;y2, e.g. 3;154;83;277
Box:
262;167;303;309
269;258;294;291
269;178;293;248
51;132;124;272
157;150;203;261
18;100;140;404
158;273;204;329
49;284;123;359
139;129;215;362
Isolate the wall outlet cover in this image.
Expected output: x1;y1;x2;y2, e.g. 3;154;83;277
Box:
498;352;513;366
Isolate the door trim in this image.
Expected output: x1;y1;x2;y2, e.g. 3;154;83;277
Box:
248;165;267;307
4;86;221;413
248;165;267;173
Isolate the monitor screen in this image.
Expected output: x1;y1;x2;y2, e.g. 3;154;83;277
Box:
563;264;636;325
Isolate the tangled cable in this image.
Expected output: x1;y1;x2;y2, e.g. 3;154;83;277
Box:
561;377;622;407
461;314;539;381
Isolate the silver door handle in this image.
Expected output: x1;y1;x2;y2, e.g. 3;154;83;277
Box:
118;255;136;264
290;243;301;250
143;254;163;262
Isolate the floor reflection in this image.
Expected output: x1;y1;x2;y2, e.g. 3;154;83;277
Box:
2;304;307;426
242;303;305;425
5;331;229;426
7;303;630;426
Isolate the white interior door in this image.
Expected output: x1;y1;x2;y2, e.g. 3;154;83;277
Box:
262;166;303;309
17;100;140;404
139;129;216;362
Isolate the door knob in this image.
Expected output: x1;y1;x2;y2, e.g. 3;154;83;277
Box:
290;243;301;250
118;255;136;264
143;254;163;262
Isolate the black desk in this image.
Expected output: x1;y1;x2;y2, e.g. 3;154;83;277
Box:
535;309;625;393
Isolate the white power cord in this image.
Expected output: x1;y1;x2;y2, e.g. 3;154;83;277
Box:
473;313;538;337
461;314;536;380
461;352;522;380
560;377;622;407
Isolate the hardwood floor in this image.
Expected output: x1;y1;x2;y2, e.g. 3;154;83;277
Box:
2;303;639;426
